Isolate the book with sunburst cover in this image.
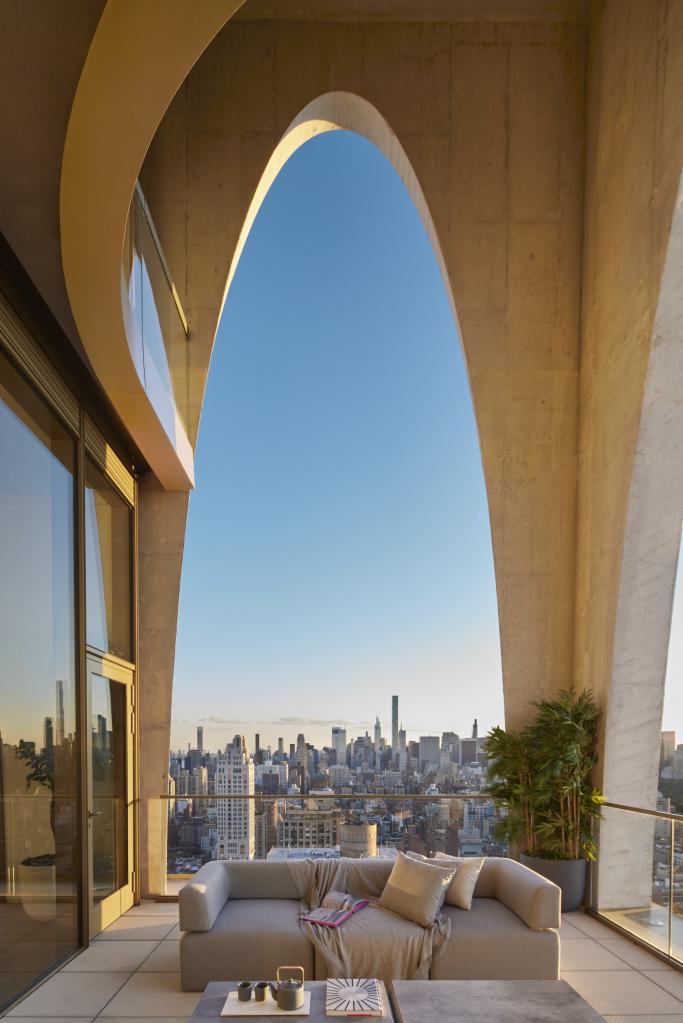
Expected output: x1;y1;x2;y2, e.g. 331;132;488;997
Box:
325;979;383;1016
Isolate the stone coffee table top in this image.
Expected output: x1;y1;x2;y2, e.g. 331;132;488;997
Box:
390;980;604;1023
191;980;392;1022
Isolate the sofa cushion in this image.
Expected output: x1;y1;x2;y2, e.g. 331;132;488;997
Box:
180;898;314;991
430;899;560;981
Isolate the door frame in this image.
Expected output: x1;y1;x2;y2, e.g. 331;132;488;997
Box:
86;648;136;936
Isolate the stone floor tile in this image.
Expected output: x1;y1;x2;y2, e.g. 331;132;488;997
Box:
94;918;177;941
563;911;621;940
641;969;683;1002
137;942;180;972
101;1019;190;1023
124;903;179;918
561;938;632;971
598;936;676;970
6;972;130;1017
559;916;586;939
98;972;200;1017
562;970;683;1016
10;1019;93;1023
602;1018;683;1022
62;940;159;972
163;924;181;940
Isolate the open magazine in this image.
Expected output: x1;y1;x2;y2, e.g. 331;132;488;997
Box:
301;889;369;928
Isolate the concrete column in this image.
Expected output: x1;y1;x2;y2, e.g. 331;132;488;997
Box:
138;474;189;897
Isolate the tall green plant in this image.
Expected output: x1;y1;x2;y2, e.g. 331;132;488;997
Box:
483;689;603;861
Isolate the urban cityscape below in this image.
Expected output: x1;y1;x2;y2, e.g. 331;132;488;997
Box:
167;694;507;873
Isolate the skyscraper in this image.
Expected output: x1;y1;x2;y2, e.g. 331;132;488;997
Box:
374;716;381;768
418;735;440;772
278;737;285;756
55;680;65;745
472;718;478;740
392;695;398;763
196;725;204;751
332;727;347;766
216;735;255;860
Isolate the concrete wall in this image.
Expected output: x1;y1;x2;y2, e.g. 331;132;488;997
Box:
140;13;587;747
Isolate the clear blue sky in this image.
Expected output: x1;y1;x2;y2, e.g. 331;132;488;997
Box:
171;130;504;754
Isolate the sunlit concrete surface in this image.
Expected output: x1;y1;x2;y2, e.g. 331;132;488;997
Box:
4;904;683;1022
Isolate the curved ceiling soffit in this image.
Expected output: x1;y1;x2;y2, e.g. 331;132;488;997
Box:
60;0;244;491
213;91;468;394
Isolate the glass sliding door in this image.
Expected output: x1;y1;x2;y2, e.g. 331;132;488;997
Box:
0;349;79;1010
87;654;134;935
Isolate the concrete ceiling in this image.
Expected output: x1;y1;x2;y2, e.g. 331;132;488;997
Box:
0;1;106;352
235;0;588;23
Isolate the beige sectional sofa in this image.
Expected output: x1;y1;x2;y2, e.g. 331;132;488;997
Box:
179;856;561;992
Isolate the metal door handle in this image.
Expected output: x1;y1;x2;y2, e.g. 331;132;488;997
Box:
88;810;104;818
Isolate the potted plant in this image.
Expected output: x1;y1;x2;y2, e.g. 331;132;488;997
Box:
483;689;603;911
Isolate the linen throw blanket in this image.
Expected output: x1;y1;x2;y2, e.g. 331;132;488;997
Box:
286;858;450;982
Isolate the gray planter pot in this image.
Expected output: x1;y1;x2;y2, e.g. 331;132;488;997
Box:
520;853;587;912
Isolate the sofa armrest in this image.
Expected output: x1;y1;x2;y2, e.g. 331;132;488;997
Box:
179;861;230;932
493;858;561;930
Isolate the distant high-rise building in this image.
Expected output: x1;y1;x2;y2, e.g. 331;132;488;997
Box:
392;696;399;761
55;680;65;744
419;735;440;772
374;716;381;767
255;732;260;755
472;718;478;740
196;725;204;751
289;743;295;760
278;737;284;756
331;727;347;766
296;733;307;767
43;716;54;750
216;735;255;860
461;737;478;764
661;731;676;763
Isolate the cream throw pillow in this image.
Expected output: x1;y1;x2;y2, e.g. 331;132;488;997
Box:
378;851;455;927
407;850;484;911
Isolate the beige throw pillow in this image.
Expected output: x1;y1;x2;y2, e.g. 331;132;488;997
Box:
433;852;485;910
379;851;455;927
406;850;484;911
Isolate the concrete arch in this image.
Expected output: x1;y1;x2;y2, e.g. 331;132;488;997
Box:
60;1;243;489
596;174;683;909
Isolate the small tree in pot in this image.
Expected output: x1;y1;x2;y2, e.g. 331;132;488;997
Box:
483;689;603;911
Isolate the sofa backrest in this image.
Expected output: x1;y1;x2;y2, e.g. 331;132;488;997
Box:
218;854;502;899
222;860;306;899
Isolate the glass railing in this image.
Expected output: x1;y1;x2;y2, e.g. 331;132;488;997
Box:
591;800;683;964
122;183;190;441
147;792;509;895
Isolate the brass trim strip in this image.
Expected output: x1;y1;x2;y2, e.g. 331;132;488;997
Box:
0;296;79;433
84;415;135;506
601;799;683;823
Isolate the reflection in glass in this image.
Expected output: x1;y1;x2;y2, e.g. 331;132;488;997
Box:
596;805;671;956
90;674;127;903
0;350;79;1010
85;460;131;660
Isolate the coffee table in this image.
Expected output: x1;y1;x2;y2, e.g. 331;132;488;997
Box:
191;980;392;1021
390;980;604;1023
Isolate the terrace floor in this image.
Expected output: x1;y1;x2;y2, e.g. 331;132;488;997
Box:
3;904;683;1022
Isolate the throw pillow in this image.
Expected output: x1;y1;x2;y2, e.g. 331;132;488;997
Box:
406;850;484;911
378;851;455;927
433;852;485;911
